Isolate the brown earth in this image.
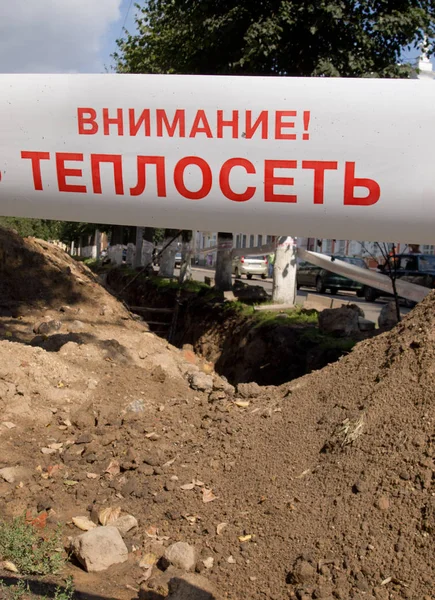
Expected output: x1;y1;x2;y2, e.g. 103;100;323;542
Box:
0;228;434;600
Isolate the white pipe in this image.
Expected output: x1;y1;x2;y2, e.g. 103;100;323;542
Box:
298;249;430;303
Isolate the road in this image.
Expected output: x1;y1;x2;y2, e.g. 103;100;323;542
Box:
190;267;410;324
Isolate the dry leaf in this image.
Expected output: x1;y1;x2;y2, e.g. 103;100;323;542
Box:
2;561;18;573
238;534;252;543
183;514;199;524
1;422;16;429
162;457;176;468
145;432;160;440
139;552;157;569
202;557;214;570
105;460;120;476
216;522;228;535
202;488;218;503
48;443;63;450
145;525;159;538
86;472;99;479
63;480;78;486
193;479;205;486
180;482;196;491
25;511;47;529
295;469;311;479
41;447;57;455
227;556;236;564
72;516;97;531
99;506;121;526
234;400;250;408
47;464;62;478
57;382;65;388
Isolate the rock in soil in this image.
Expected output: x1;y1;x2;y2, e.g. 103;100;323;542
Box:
70;526;128;572
0;466;29;483
163;542;197;572
318;306;360;336
111;514;138;536
378;301;399;329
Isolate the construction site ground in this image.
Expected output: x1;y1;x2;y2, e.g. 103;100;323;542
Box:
0;228;434;600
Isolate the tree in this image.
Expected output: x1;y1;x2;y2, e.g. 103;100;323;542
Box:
115;1;435;294
179;230;193;284
159;228;180;277
215;232;233;291
0;217;63;241
115;2;433;78
272;236;298;304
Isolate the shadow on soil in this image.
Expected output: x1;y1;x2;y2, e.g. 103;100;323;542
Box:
0;575;216;600
0;228;84;314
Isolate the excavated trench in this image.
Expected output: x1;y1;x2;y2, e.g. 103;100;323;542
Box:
106;268;365;386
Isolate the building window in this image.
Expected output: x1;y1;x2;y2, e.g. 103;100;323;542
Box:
337;240;346;254
325;239;333;254
242;235;247;248
266;235;272;244
249;234;254;247
258;235;263;247
236;234;241;248
422;245;434;254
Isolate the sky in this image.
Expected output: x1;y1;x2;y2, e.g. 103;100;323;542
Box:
0;0;136;74
0;0;432;74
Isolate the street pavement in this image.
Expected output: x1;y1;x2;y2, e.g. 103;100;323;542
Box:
190;267;410;324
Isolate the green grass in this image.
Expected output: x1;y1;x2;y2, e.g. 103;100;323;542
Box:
149;276;209;294
251;306;319;328
0;516;64;576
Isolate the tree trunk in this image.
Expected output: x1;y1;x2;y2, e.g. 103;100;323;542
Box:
127;226;136;244
272;236;297;305
179;231;193;284
142;227;155;274
215;232;233;291
134;227;144;268
159;228;179;278
111;225;124;245
95;230;102;259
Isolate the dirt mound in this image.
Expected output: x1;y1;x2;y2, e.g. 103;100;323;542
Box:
0;228;435;600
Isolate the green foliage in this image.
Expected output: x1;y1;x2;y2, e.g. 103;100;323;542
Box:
0;516;64;576
114;1;434;78
253;306;319;328
0;217;63;241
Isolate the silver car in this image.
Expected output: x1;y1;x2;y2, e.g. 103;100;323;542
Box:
232;255;268;280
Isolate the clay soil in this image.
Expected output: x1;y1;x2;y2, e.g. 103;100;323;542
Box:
0;228;434;600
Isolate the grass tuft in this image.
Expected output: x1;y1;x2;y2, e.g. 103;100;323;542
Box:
0;516;64;576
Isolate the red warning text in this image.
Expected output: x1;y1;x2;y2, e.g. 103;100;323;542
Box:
20;151;381;207
77;108;312;141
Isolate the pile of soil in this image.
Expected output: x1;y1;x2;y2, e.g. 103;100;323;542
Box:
0;227;434;600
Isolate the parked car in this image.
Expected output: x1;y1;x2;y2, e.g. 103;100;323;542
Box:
174;252;182;268
232;255;268;280
297;255;368;295
363;253;435;305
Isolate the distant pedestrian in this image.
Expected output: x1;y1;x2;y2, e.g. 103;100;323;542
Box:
267;253;275;278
